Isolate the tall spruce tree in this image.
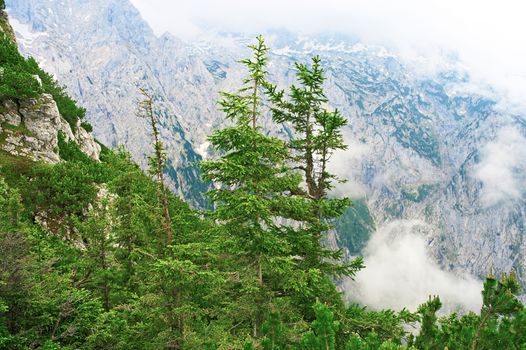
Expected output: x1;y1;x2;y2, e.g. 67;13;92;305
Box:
200;36;312;337
75;199;116;312
264;53;363;315
138;88;173;244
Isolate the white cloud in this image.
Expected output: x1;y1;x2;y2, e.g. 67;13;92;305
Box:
129;0;526;108
328;134;370;198
343;220;482;312
474;125;526;207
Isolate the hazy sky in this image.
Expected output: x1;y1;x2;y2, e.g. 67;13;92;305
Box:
129;0;526;107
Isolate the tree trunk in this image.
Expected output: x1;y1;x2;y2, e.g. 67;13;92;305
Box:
472;308;493;350
252;79;258;129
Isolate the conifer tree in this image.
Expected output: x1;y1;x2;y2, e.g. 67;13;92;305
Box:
0;177;23;230
75;198;116;311
264;50;363;316
301;303;340;350
472;272;523;350
138;88;173;243
200;36;309;337
266;56;346;200
107;148;157;289
261;312;287;350
414;296;442;350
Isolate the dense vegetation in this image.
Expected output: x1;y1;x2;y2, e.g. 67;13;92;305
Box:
0;32;89;130
0;20;525;349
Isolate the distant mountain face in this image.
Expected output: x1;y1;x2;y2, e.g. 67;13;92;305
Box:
7;0;526;296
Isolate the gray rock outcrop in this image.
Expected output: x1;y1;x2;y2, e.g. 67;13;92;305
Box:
0;93;100;163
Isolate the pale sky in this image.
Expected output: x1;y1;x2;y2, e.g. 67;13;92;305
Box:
129;0;526;107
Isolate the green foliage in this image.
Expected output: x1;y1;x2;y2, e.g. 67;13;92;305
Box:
0;176;103;349
25;162;99;226
201;35;313;336
0;177;23;229
301;303;339;350
57;131;110;183
74;200;117;311
1;31;526;350
0;34;42;100
335;200;375;255
26;57;86;128
412;273;526;350
0;141;211;349
58;131;90;163
261;312;287;350
138;88;173;243
341;304;418;346
0;35;85;128
414;296;442;350
264;45;364;317
265;55;348;198
81;121;93;133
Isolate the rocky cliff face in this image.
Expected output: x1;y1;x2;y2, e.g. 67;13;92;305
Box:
0;93;100;163
0;5;100;165
6;0;526;296
5;0;214;206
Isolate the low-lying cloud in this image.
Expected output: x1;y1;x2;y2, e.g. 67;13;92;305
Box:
474;125;526;208
328;134;370;199
343;220;482;312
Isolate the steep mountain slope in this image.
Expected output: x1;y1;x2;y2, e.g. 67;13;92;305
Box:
6;0;217;206
5;6;526;348
6;0;526;296
0;4;100;166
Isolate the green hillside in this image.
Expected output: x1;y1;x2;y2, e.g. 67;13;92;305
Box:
1;10;525;349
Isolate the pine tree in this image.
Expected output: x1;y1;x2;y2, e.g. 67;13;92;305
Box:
261;312;286;350
107;148;156;290
414;296;442;350
75;198;116;311
472;272;523;350
301;303;340;350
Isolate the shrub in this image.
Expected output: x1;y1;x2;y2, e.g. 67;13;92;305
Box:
0;35;42;100
81;121;93;132
0;35;86;128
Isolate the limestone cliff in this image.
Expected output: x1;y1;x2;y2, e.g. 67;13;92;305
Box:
0;7;100;164
0;94;100;163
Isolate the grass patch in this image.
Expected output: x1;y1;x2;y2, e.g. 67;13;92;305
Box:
1;122;32;136
0;149;35;186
